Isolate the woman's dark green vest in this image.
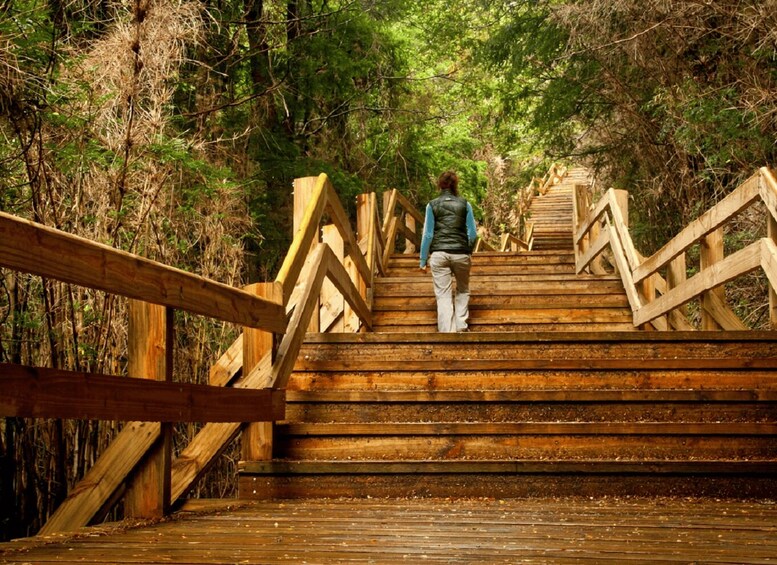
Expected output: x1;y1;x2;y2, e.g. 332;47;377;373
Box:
429;190;470;254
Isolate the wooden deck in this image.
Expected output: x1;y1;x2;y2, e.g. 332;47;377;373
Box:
3;497;777;564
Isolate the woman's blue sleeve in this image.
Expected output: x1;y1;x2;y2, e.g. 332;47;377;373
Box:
419;204;435;267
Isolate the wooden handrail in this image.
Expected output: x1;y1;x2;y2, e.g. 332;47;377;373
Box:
574;167;777;330
0;212;287;333
381;188;423;268
27;172;383;533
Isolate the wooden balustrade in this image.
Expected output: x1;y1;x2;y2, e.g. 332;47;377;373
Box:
574;167;777;330
0;172;389;533
381;188;424;267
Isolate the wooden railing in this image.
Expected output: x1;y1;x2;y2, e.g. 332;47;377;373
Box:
0;173;388;534
519;163;566;247
574;167;777;331
381;187;424;267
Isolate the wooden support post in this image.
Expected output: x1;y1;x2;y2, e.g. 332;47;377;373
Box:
699;228;726;330
125;301;171;519
294;177;320;333
700;228;725;330
667;254;689;330
404;214;417;253
573;185;589;269
770;215;777;329
321;225;345;332
611;190;629;276
241;282;282;461
355;193;373;320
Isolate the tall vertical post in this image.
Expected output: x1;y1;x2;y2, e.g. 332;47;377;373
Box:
769;215;777;329
294;177;320;333
241;282;282;461
125;301;171;518
667;254;689;330
321;225;345;332
700;228;725;330
404;214;417;253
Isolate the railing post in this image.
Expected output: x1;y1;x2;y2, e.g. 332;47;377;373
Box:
294;177;321;332
349;193;372;331
667;254;689;330
612;189;629;277
769;215;777;329
321;224;345;332
404;214;417;253
573;185;589;269
700;228;725;330
125;300;171;519
241;282;281;461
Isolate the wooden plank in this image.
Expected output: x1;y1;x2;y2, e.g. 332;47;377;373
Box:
382;214;399;269
700;228;725;330
269;244;329;390
602;221;642;319
286;388;777;402
169;351;276;501
634;173;762;284
39;421;161;534
381;189;398;235
0;363;284;422
278;422;777;436
323;181;372;290
125;300;171;519
392;189;424;225
575;224;610;274
321;245;372;330
275;174;328;303
608;189;642;271
0;212;287;332
242;459;777;476
702;291;749;331
634;241;763;327
242;282;281;461
208;334;243;386
574;189;611;245
320;226;345;333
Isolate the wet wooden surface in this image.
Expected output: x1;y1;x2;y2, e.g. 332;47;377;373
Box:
3;497;777;563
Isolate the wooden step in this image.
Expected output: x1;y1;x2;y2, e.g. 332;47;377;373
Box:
288;369;777;392
239;460;777;499
294;332;777;371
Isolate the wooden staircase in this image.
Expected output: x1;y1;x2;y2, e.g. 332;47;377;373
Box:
239;170;777;500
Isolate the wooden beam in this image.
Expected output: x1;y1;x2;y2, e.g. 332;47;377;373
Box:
602;221;642;317
36;334;255;534
170;351;276;502
700;228;725;330
634;174;762;284
761;238;777;330
125;301;171;519
702;291;749;331
381;189;398;235
275;175;327;303
321;245;372;330
392;189;424;225
241;282;281;462
634;241;763;327
382;214;399;269
39;421;160;534
323;181;372;290
575;225;610;274
270;244;329;390
208;334;243;386
0;363;285;422
0;212;286;333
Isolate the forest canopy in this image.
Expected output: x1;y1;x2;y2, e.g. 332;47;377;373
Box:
1;0;775;539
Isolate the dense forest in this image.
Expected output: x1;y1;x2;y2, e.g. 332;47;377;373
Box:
1;0;775;539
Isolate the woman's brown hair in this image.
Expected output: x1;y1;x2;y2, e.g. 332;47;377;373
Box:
437;171;459;196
